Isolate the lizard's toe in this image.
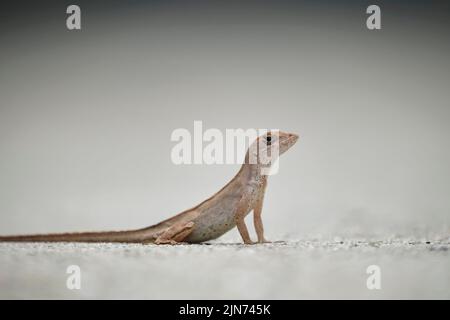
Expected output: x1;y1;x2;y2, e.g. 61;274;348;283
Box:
185;222;195;228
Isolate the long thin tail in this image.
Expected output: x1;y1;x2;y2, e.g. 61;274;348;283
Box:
0;228;156;243
0;211;187;243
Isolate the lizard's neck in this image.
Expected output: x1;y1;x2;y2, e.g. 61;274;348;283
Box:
240;151;271;181
237;162;267;187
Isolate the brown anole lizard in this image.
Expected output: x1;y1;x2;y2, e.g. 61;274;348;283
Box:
0;131;298;245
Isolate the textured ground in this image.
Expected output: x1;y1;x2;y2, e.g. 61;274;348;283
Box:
0;237;449;299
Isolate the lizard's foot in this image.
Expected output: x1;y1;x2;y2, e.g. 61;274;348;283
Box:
154;239;189;245
154;238;178;245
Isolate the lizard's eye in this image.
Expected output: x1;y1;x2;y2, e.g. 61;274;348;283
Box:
266;136;272;145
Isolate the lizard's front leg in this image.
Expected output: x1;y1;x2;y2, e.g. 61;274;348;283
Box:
253;180;268;243
235;196;254;245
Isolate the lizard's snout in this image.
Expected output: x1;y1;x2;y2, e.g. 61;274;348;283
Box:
288;133;299;143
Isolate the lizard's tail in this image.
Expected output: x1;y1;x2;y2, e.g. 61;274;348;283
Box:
0;213;182;243
0;228;156;243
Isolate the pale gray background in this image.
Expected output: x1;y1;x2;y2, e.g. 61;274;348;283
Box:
1;0;449;240
1;0;450;300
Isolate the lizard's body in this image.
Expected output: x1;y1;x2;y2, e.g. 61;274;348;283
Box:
0;131;298;244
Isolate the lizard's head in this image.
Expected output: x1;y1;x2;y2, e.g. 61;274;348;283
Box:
261;131;299;156
247;131;299;166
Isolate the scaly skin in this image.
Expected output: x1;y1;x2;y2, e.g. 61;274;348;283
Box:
0;131;298;245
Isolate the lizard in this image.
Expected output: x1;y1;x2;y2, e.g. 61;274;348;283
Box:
0;131;298;245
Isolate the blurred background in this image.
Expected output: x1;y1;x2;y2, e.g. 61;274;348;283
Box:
0;0;449;240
